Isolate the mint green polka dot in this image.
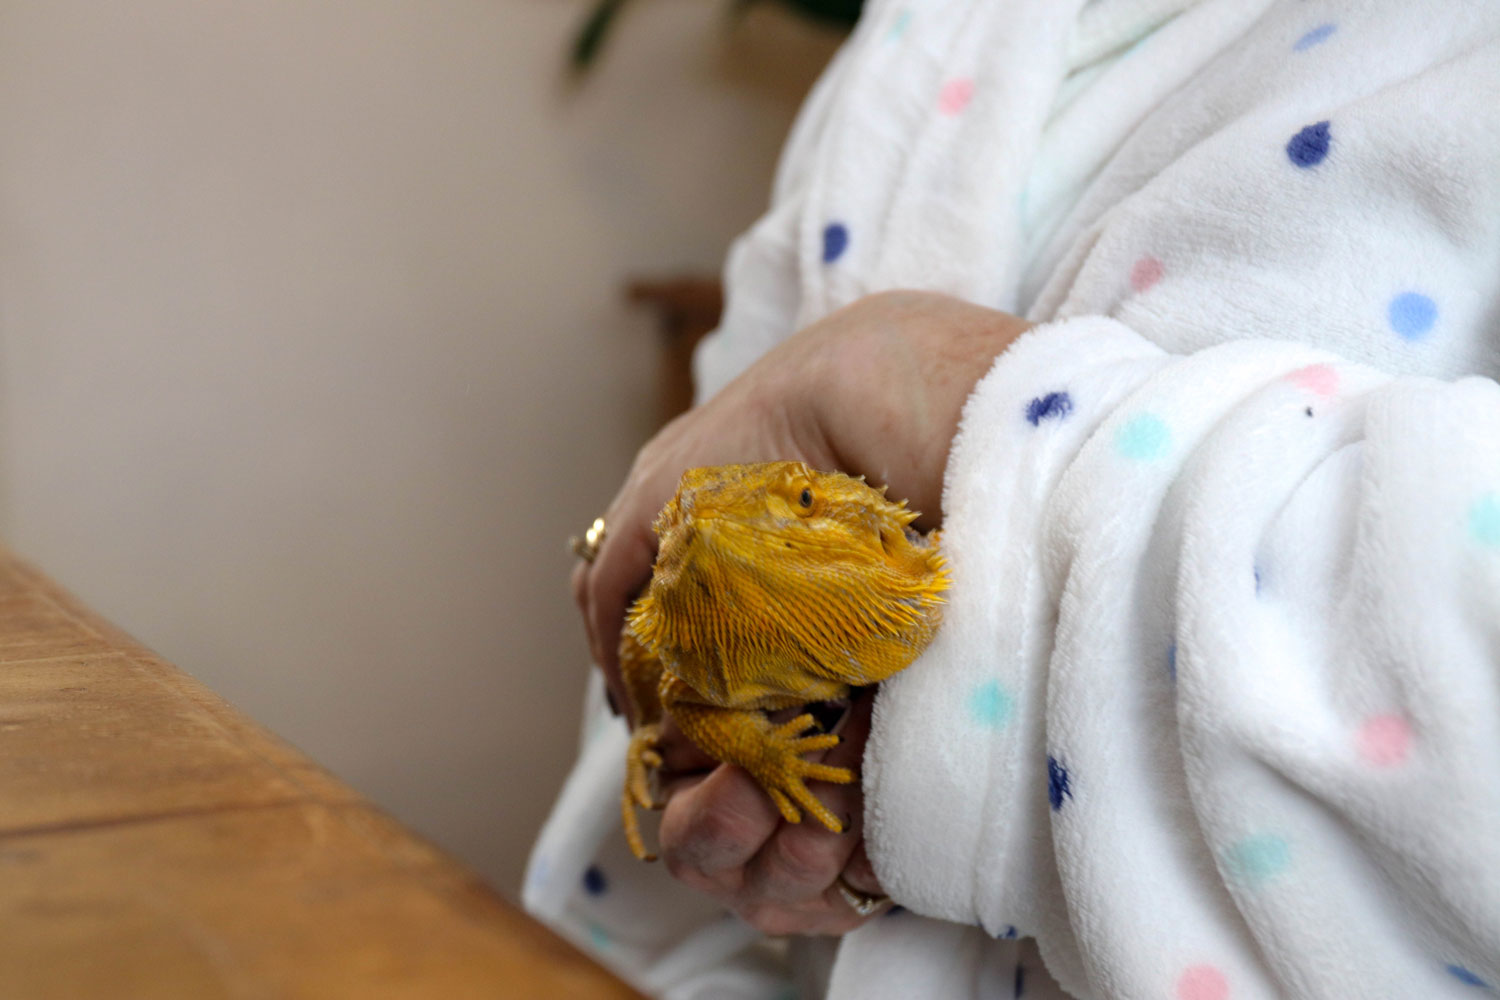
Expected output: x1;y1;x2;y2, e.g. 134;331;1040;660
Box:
587;922;611;950
888;9;912;40
969;679;1013;729
1469;493;1500;547
1223;833;1290;885
1115;413;1171;461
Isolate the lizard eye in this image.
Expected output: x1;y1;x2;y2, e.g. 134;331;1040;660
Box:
799;487;813;508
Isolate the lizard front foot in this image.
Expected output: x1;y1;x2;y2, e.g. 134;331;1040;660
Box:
748;714;854;833
622;722;664;861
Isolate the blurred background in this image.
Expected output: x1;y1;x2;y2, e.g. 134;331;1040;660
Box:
0;0;842;897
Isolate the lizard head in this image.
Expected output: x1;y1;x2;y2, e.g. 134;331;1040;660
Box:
627;461;948;702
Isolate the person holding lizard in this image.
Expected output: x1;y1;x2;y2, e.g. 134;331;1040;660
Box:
529;1;1500;997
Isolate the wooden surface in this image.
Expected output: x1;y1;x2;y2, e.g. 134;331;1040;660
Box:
0;550;644;999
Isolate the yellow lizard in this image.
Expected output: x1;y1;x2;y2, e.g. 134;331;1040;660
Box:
619;461;948;861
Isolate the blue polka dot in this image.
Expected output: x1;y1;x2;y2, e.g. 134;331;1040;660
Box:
1115;413;1171;461
1287;120;1331;168
1025;391;1073;426
1254;564;1265;595
822;222;849;263
1447;964;1490;988
1001;924;1018;939
1047;755;1072;811
1388;291;1438;340
582;864;608;896
969;679;1013;729
1223;833;1291;885
1470;493;1500;547
1167;641;1177;681
1293;22;1337;51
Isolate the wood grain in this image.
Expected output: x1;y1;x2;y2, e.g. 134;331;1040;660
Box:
0;550;643;999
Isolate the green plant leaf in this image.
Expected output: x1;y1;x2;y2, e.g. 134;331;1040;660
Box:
777;0;863;25
571;0;632;73
572;0;861;77
730;0;863;25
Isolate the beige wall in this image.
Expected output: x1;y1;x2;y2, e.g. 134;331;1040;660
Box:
0;0;838;895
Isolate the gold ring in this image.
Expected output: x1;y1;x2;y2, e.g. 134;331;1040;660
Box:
833;875;890;918
569;517;607;563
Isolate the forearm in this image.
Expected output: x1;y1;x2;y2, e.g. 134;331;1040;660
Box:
864;314;1500;995
805;290;1033;528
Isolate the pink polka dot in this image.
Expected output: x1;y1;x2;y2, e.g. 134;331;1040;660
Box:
938;78;974;115
1130;255;1164;293
1177;965;1229;1000
1287;363;1339;397
1358;714;1412;767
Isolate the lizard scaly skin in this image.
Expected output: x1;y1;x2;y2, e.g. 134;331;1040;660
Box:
620;461;948;861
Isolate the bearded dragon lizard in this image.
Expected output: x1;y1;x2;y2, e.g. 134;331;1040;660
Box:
620;461;948;861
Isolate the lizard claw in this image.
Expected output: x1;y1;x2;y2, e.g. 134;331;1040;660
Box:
752;713;854;833
623;723;664;861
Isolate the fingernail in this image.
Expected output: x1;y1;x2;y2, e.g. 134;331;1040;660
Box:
606;690;622;716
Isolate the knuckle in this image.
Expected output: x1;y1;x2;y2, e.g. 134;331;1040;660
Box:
660;841;687;880
765;828;838;887
661;848;713;893
686;804;751;853
586;571;621;635
659;810;726;892
856;288;908;311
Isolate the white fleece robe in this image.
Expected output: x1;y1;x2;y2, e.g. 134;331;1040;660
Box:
526;1;1500;997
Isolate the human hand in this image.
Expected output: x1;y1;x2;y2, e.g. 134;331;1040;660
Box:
654;690;885;935
571;290;1030;933
572;290;1031;713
